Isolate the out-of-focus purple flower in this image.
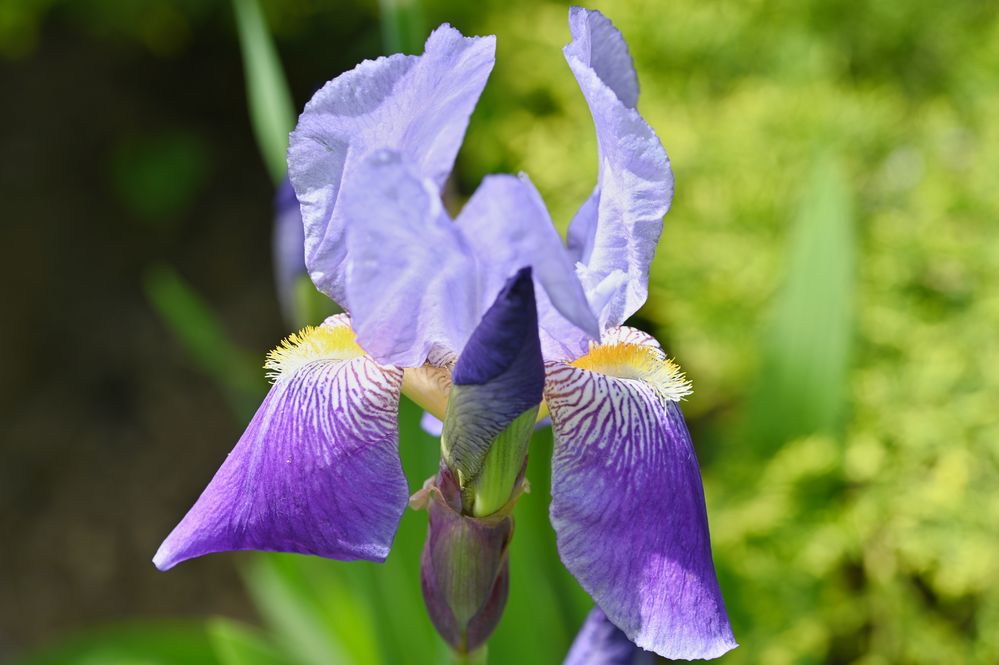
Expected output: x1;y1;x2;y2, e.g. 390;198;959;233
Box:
564;607;655;665
272;178;306;326
156;7;735;660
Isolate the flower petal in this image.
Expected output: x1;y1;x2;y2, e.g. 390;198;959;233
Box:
288;25;495;306
341;150;479;367
545;354;735;658
455;173;600;356
563;607;655;665
153;317;408;570
563;7;674;330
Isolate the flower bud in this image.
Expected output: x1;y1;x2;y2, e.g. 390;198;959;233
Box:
419;467;516;654
441;267;544;515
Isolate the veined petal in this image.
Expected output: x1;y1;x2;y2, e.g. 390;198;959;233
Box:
153;315;408;570
288;26;495;306
563;7;673;330
342;150;478;367
563;607;655;665
456;173;600;351
545;331;735;659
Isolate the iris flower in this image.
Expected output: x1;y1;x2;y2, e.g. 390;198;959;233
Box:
154;6;735;660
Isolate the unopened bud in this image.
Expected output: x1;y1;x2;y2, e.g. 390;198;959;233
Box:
419;467;522;654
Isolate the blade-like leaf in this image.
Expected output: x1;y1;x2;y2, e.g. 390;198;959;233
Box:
232;0;296;183
377;0;426;54
208;618;300;665
242;553;378;665
144;263;265;419
7;622;222;665
750;154;855;448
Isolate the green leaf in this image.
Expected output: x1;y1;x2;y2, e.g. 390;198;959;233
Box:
207;618;300;665
144;263;266;419
231;0;296;183
749;154;855;448
7;622;222;665
377;0;426;54
242;554;377;665
488;426;590;665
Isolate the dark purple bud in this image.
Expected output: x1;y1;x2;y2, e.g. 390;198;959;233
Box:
442;268;544;486
452;266;542;389
420;467;513;654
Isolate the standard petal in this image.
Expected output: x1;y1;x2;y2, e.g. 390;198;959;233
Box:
153;318;408;570
341;150;478;367
456;173;600;352
288;26;495;307
545;354;735;658
563;607;655;665
563;7;674;330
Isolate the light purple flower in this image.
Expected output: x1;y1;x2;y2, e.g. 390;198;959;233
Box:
155;6;734;660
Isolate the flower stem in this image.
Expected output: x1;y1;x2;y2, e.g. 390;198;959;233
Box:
449;647;487;665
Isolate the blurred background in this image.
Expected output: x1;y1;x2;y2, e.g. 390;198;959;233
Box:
1;0;997;663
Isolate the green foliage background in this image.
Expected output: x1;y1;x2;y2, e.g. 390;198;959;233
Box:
4;0;997;663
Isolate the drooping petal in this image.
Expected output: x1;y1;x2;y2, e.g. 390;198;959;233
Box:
153;316;408;570
442;268;544;484
563;7;674;330
288;26;495;306
545;337;735;659
341;150;478;367
456;173;600;354
563;607;655;665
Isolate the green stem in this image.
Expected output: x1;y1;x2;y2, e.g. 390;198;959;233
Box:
449;646;487;665
377;0;426;54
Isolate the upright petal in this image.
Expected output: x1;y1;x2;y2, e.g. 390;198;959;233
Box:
563;7;673;330
341;150;478;367
563;607;655;665
545;330;735;659
288;26;495;306
456;173;600;351
153;316;408;570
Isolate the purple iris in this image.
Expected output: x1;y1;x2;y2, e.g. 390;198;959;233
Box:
154;6;735;660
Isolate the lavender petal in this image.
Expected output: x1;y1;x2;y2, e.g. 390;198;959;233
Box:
341;150;478;367
563;7;674;330
456;173;599;357
288;25;495;307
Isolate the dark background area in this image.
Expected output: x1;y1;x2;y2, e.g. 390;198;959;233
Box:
0;4;372;655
